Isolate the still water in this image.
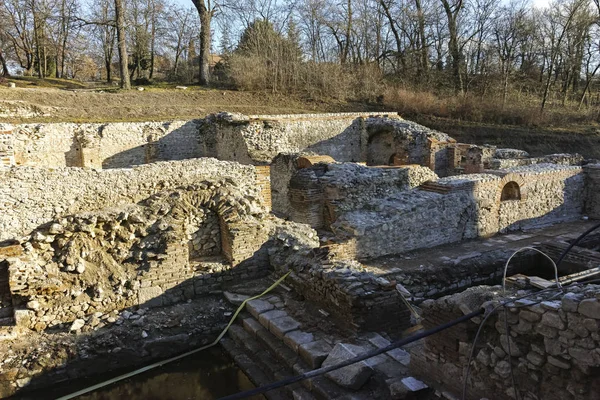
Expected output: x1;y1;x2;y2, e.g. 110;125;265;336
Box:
15;347;263;400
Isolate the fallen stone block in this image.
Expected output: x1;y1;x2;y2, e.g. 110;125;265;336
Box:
224;291;250;306
322;343;373;390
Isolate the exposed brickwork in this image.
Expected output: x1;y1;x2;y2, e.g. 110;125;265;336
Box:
0;124;15;168
254;165;272;211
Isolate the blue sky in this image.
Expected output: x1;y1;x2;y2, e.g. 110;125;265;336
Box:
171;0;552;8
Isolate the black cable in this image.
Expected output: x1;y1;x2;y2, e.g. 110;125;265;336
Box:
221;223;600;400
556;221;600;267
461;288;562;400
218;308;485;400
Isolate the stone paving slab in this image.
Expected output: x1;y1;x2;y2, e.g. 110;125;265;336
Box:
284;330;315;353
242;317;265;336
387;348;411;366
258;309;288;328
270;316;302;339
299;340;333;369
246;299;274;318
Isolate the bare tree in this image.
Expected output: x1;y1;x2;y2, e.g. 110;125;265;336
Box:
114;0;130;88
440;0;465;93
191;0;217;85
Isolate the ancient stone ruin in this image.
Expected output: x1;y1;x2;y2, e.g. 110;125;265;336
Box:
0;113;599;399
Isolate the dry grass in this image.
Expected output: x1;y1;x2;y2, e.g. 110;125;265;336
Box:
383;86;600;128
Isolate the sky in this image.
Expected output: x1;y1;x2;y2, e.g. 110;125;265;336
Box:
172;0;553;7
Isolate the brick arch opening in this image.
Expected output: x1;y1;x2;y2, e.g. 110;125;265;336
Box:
501;181;521;201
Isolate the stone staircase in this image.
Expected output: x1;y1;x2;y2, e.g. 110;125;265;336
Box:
222;291;432;400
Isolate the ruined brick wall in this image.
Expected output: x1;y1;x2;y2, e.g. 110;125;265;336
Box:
4;182;274;331
411;285;600;400
0;124;14;167
270;153;303;218
198;112;373;165
0;158;258;241
11;121;202;168
254;165;272;211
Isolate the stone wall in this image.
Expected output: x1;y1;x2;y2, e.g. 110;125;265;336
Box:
288;162;437;229
198;113;456;173
331;164;584;260
0;158;258;241
198;112;372;165
11;121;201;168
491;165;585;232
584;164;600;219
411;285;600;400
268;225;413;333
4;182;273;331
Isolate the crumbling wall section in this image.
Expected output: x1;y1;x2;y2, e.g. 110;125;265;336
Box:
0;158;258;241
4;182;272;331
199;112;375;164
411;285;600;400
268;225;412;333
288;162;437;229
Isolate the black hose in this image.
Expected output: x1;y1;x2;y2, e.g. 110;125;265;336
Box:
218;308;484;400
556;221;600;267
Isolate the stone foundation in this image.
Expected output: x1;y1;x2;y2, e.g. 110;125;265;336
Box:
411;285;600;400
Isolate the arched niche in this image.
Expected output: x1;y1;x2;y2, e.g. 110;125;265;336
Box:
501;181;521;201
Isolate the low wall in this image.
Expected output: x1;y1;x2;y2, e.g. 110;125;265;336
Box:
12;120;201;168
0;158;257;241
331;164;584;260
412;285;600;400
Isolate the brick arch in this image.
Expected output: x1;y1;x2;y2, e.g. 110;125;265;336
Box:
496;174;528;203
163;182;267;266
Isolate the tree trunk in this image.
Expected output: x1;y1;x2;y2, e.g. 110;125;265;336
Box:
440;0;464;93
415;0;428;81
114;0;131;89
199;9;212;85
192;0;214;86
0;50;10;77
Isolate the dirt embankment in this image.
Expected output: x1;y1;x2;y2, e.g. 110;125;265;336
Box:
415;116;600;160
2;84;599;159
0;86;371;123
